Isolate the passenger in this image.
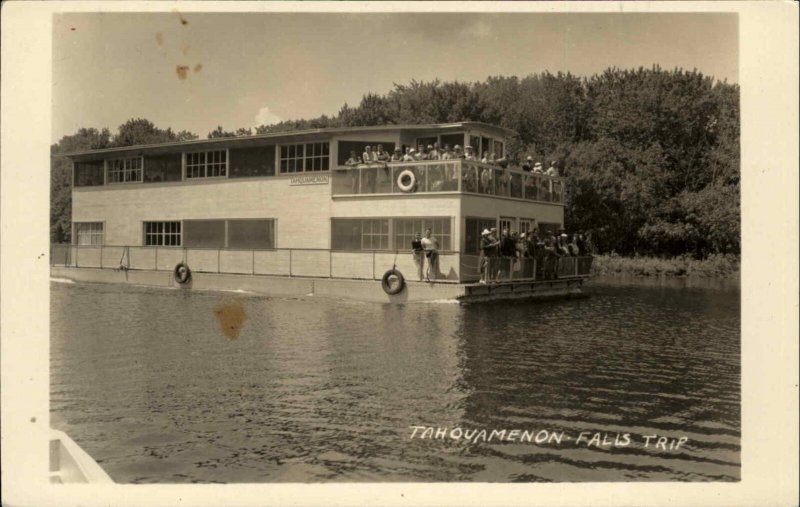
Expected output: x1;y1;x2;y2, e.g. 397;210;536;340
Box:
480;228;500;283
479;229;497;283
441;144;454;160
546;161;559;177
403;148;416;162
569;233;581;256
411;232;425;281
390;147;403;162
533;161;544;174
558;233;571;256
421;228;439;281
362;145;377;164
414;146;427;161
464;145;477;161
542;237;559;279
375;144;390;162
453;145;464;159
522;156;534;172
431;142;441;160
345;151;361;166
480;165;493;194
498;229;517;280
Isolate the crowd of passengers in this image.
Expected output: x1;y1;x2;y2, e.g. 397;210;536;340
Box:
344;143;561;176
478;227;593;283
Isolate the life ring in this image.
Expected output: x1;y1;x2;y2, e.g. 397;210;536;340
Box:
396;169;417;193
381;268;405;295
173;262;192;285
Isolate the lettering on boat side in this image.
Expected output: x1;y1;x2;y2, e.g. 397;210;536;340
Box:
289;174;330;186
408;426;689;451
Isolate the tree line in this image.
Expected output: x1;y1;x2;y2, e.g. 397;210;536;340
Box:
51;65;739;257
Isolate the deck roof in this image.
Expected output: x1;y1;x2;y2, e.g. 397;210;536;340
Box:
61;122;517;159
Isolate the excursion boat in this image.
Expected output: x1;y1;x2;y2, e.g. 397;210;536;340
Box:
49;429;113;483
51;122;592;302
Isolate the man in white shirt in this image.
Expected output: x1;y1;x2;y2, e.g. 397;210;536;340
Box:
546;161;559;177
421;228;440;281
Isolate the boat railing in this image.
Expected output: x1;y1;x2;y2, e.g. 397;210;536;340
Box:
51;244;593;284
480;255;594;283
331;159;565;203
50;244;468;283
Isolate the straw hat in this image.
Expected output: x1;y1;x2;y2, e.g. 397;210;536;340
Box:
481;229;491;236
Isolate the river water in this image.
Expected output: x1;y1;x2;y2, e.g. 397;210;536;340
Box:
50;276;740;483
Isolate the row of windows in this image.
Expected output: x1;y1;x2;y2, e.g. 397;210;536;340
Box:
74;217;554;253
74;144;328;187
331;218;453;252
73;217;452;252
73;220;275;249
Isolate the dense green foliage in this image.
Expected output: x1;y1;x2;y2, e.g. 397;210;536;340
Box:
51;67;739;258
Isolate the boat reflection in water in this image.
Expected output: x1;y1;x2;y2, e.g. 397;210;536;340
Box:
50;277;740;482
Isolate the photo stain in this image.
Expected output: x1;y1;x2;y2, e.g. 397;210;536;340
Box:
70;27;76;32
179;14;188;26
213;301;247;340
194;63;203;73
155;32;163;46
181;42;190;56
176;65;190;80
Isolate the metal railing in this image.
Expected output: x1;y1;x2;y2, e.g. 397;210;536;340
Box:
331;159;565;203
50;245;592;284
481;255;594;283
50;244;465;283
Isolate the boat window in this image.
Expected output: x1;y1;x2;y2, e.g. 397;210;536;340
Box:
468;136;481;155
393;218;452;251
107;156;143;184
336;141;395;165
464;217;496;255
144;154;182;183
481;137;493;158
73;160;105;187
331;218;389;251
186;150;227;179
227;219;275;249
184;220;226;248
414;136;438;149
280;142;330;173
493;140;504;159
74;222;104;245
229;146;276;178
439;134;463;151
331;219;363;251
144;221;181;246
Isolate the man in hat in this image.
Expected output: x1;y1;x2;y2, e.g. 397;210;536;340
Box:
391;147;403;162
522;156;534;172
403;148;415;162
533;161;544;174
546;161;559;177
479;228;499;283
453;145;464;159
464;145;477;161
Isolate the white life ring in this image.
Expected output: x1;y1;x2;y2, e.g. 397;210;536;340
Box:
397;169;417;193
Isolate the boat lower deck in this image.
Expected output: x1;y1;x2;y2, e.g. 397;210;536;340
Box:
50;266;588;303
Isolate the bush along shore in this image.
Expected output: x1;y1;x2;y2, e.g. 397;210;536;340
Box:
591;254;740;278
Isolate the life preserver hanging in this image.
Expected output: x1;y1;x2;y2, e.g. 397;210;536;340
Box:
173;262;192;285
396;170;417;193
381;268;405;295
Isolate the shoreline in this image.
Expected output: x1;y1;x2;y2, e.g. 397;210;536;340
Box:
590;254;740;279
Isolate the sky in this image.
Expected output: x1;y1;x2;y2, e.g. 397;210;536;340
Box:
52;11;738;143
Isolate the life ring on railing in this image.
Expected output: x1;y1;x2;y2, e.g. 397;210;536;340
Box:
396;170;417;193
381;268;405;295
173;262;192;285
